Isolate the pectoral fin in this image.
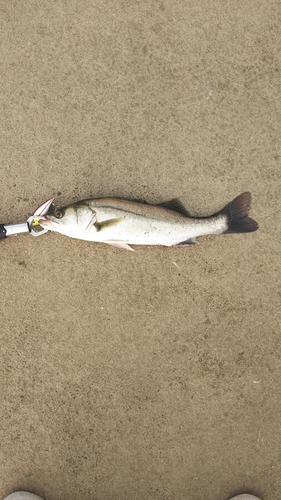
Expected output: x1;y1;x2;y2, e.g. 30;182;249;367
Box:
95;218;123;231
158;198;201;217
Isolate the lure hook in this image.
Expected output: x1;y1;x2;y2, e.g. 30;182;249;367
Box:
27;197;55;236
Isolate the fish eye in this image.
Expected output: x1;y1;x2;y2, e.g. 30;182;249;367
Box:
54;209;64;219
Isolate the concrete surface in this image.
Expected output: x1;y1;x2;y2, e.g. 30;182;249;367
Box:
0;1;280;499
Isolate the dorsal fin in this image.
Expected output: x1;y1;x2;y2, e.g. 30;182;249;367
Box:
157;198;200;217
119;197;148;204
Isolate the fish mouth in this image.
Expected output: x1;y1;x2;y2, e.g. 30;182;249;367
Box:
27;198;56;235
39;215;60;229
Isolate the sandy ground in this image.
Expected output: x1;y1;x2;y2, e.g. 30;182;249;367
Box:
0;2;280;499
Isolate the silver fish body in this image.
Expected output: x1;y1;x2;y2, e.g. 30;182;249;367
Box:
39;192;258;251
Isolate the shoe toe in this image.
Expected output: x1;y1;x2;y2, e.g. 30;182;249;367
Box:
229;495;262;500
3;492;44;500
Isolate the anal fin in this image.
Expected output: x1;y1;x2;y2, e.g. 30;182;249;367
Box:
176;238;199;247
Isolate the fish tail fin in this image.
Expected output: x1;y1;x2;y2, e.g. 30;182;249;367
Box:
221;192;258;234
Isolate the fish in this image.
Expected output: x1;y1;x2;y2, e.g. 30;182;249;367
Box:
38;192;258;251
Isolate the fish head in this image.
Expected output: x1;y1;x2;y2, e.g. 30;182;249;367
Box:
39;202;96;236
